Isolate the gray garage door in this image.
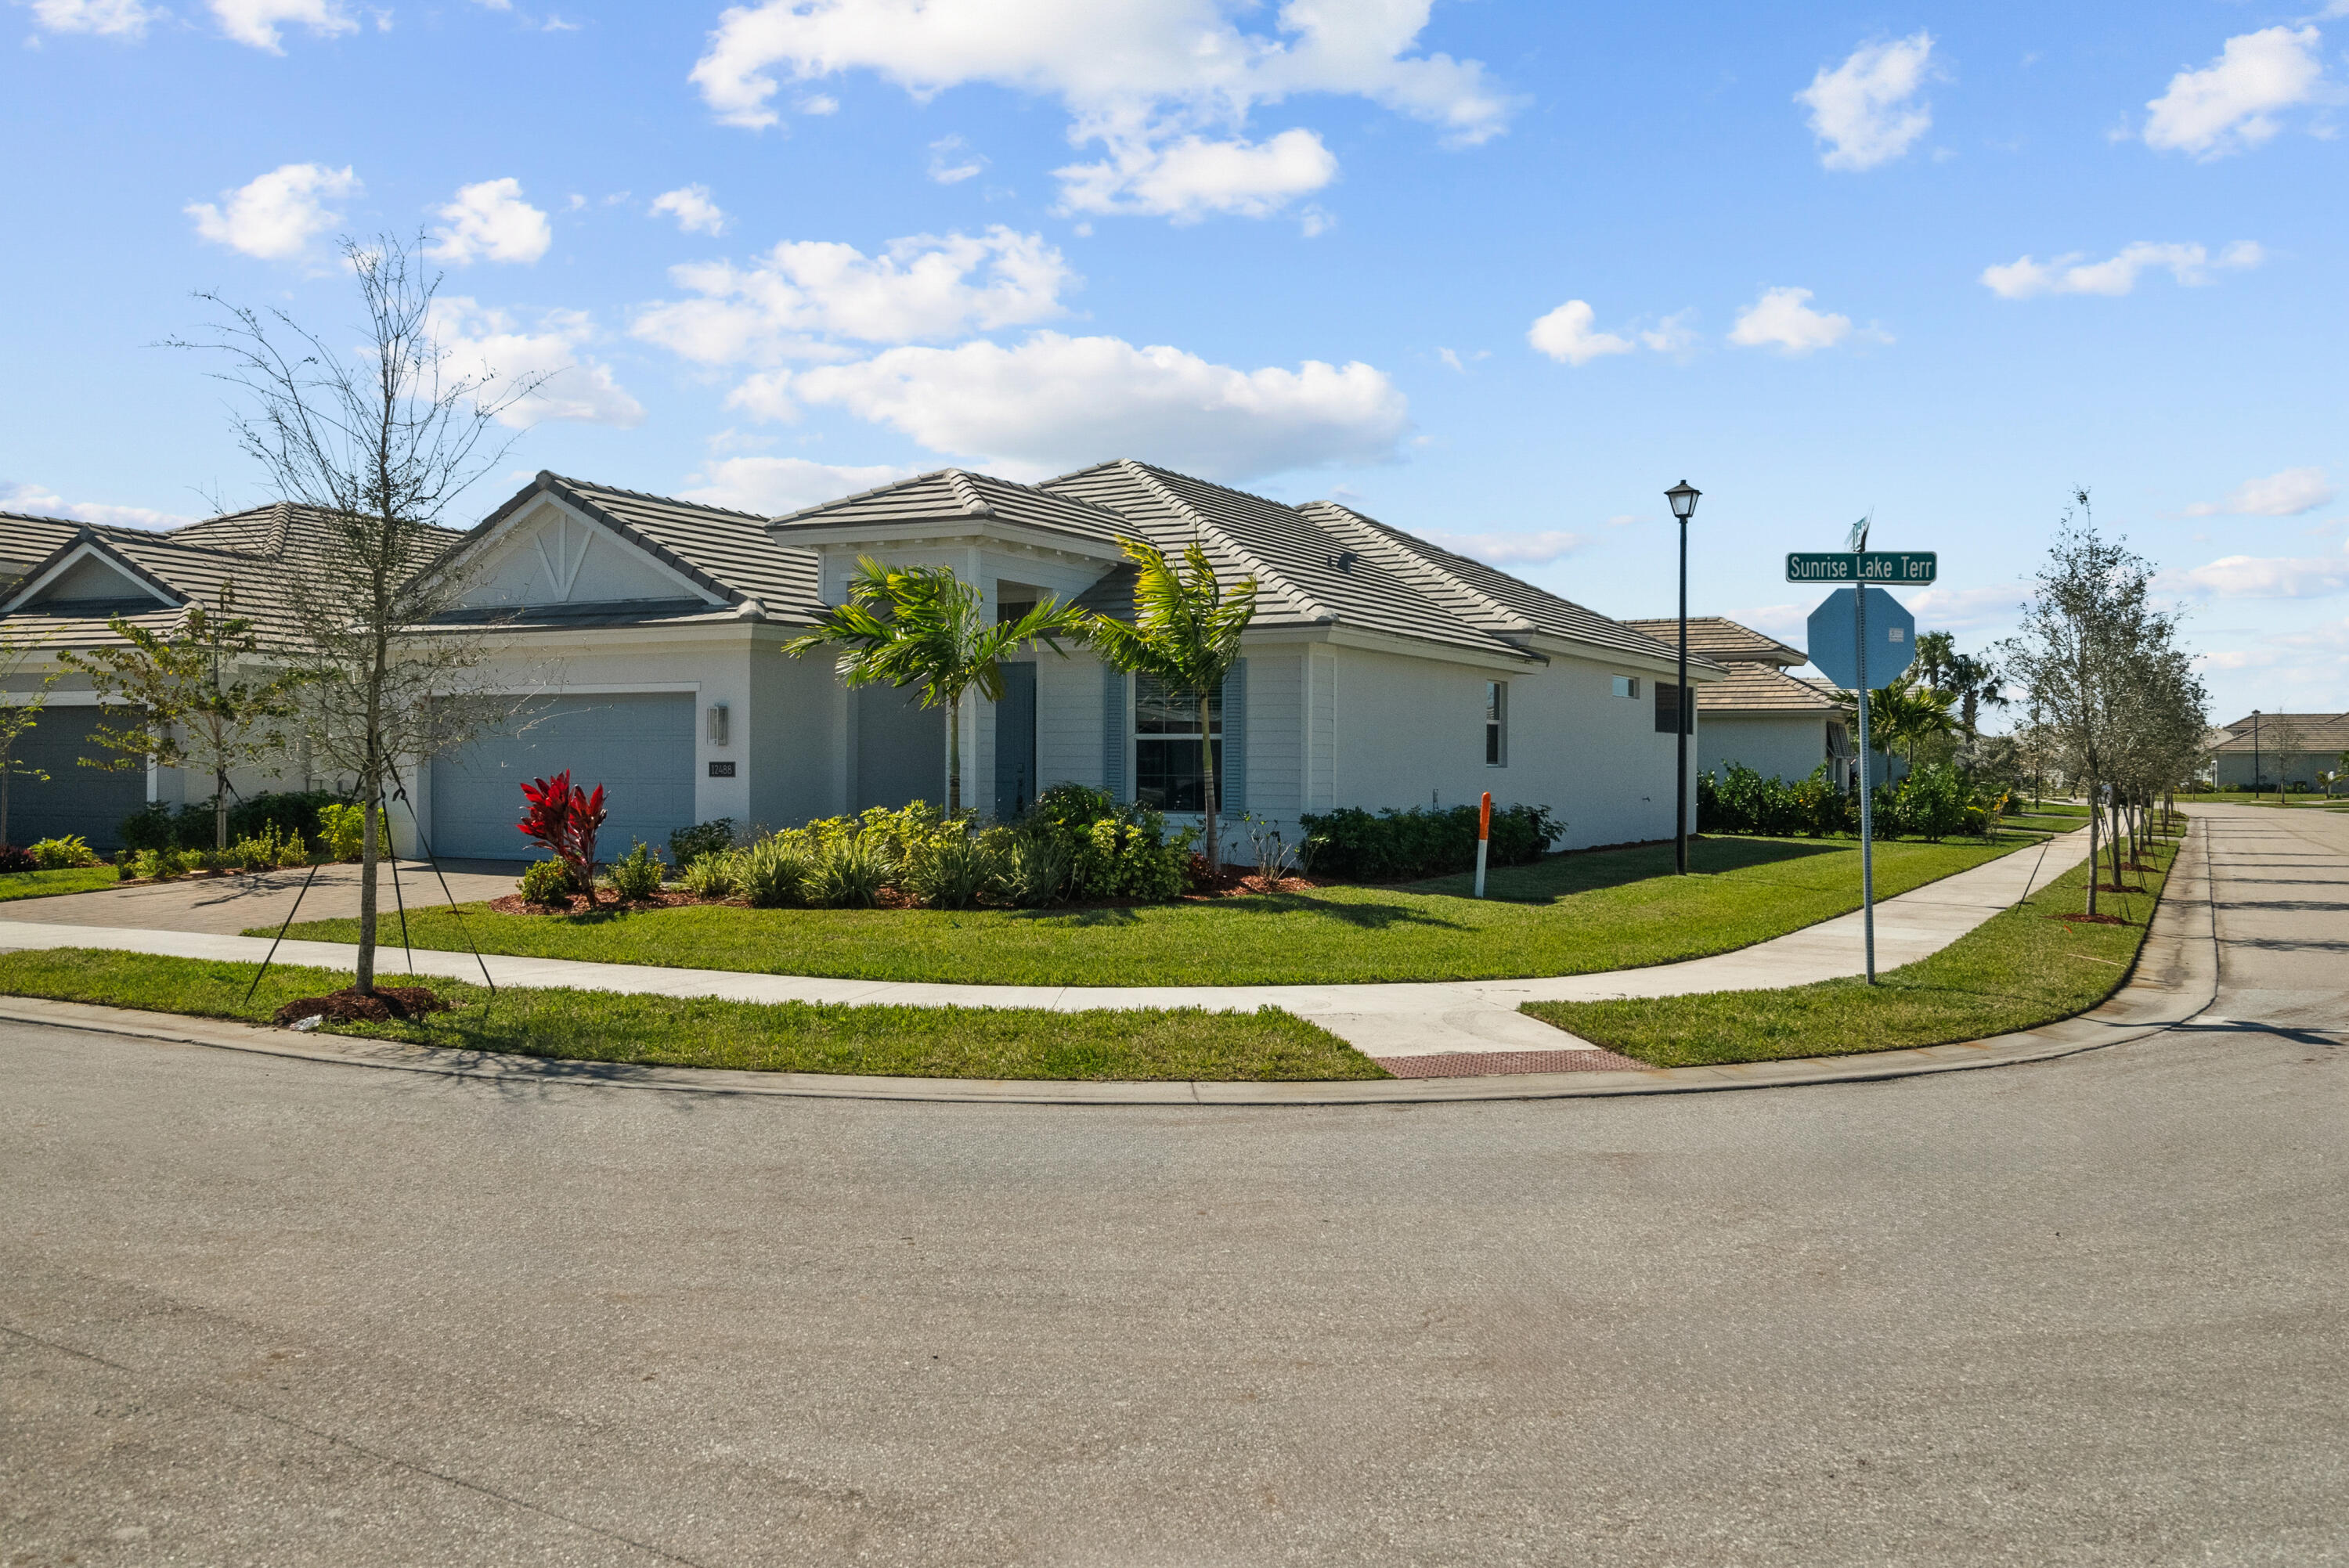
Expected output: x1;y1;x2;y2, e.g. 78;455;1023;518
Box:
5;707;149;850
429;693;695;863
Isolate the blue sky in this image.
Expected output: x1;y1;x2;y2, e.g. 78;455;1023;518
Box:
6;0;2346;726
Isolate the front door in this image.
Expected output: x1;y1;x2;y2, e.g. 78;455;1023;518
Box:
993;662;1037;820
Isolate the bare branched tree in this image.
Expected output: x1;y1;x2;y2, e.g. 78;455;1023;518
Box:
172;232;542;994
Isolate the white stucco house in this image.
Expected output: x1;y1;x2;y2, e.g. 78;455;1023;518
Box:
1620;617;1853;788
1;460;1725;859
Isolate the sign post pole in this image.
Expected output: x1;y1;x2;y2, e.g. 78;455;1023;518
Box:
1474;791;1492;899
1853;558;1876;985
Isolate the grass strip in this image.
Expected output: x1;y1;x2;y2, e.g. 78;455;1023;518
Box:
0;949;1385;1082
255;833;2039;987
0;867;123;903
1524;836;2177;1069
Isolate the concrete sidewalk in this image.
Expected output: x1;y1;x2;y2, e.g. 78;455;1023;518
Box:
0;828;2091;1062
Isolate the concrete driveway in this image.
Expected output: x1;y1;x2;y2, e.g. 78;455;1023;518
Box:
2;859;524;935
1;804;2342;1566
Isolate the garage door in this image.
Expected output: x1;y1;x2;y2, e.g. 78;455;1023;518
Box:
428;693;695;862
5;706;149;850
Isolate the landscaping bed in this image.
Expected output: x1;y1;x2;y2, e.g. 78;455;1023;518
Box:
0;950;1384;1082
1524;834;2178;1069
258;831;2042;987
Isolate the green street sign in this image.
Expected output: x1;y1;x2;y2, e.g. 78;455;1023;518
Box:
1785;550;1938;584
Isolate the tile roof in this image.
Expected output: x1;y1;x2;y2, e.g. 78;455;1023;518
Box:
770;467;1132;553
1618;616;1806;667
2208;712;2349;752
1697;662;1842;716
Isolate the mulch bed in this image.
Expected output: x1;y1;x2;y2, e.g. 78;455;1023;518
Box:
274;986;453;1025
486;889;698;916
2044;912;2131;926
483;872;1335;917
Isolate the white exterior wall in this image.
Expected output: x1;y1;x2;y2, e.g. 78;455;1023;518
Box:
1699;714;1834;785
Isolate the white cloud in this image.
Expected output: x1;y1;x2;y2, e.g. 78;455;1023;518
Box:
1981;240;2262;299
24;0;161;38
2184;467;2336;518
1;480;192;531
927;135;987;185
1421;529;1583;567
427;297;644;429
630;226;1076;365
208;0;356;50
651;184;728;236
1639;310;1700;355
186;163;359;261
428;178;554;265
1903;583;2023;633
1527;300;1635;366
2144;25;2325;159
689;0;1511;222
2159;539;2349;600
680;456;913;514
1054;128;1338;222
1727;287;1854;355
1796;32;1935;171
771;330;1408;481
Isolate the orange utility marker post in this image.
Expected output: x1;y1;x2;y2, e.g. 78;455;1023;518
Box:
1474;791;1492;898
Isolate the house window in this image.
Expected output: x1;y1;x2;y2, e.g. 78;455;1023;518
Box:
1654;681;1692;735
1611;675;1640;699
1485;680;1507;766
1133;672;1222;811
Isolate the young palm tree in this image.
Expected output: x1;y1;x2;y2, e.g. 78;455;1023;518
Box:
1084;535;1257;876
784;557;1088;816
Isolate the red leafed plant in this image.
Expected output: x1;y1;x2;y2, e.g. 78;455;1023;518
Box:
518;770;607;896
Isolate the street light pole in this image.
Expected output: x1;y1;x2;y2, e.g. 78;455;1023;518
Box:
1665;481;1701;875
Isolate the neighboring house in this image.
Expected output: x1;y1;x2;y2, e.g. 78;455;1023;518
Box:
1620;616;1853;787
0;461;1726;860
2206;712;2349;791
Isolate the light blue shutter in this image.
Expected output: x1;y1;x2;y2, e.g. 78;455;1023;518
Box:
1221;658;1246;811
1101;665;1126;800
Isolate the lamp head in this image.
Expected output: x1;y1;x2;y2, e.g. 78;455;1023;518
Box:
1664;480;1701;522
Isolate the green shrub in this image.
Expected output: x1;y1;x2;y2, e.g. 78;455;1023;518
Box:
1701;763;1853;838
604;841;666;901
117;802;178;854
903;828;1002;910
228;824;305;872
1297;802;1561;882
117;790;345;854
132;846;189;881
737;837;813;908
1893;763;1971;842
681;851;738;899
807;832;893;908
317;802;389;862
996;829;1074;908
27;835;101;870
1072;813;1191;901
518;859;574;905
669;818;737;867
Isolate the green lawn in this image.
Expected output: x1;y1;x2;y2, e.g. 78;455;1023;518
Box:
2172;792;2344;809
0;949;1383;1081
259;833;2043;986
1526;835;2176;1069
0;866;121;903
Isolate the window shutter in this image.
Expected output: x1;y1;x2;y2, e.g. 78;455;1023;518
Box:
1102;665;1126;799
1221;659;1246;811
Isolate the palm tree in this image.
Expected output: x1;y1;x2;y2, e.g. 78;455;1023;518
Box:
1084;535;1257;876
1842;677;1958;778
784;557;1088;816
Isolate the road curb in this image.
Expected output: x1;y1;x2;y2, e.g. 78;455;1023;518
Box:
0;824;2215;1108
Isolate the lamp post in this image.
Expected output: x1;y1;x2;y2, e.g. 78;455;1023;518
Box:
1665;480;1701;874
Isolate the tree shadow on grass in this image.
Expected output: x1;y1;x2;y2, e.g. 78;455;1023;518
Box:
1012;892;1472;933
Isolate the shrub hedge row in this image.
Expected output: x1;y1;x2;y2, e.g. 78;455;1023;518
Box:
1297;802;1563;882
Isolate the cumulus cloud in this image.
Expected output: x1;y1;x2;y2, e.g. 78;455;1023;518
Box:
1055;128;1338;222
23;0;162;38
428;178;554;265
186;163;359;261
758;331;1408;482
651;184;728;236
1796;32;1935;171
2143;25;2326;159
2159;539;2349;600
209;0;356;50
927;135;987;185
1420;529;1584;568
427;298;644;429
1526;301;1633;366
0;480;192;532
680;456;913;514
1727;287;1855;355
1903;583;2024;633
689;0;1511;221
630;226;1076;365
1981;240;2263;299
2184;467;2336;518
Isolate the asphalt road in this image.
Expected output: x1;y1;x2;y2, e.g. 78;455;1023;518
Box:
3;806;2344;1566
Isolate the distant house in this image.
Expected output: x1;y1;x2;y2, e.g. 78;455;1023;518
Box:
2206;712;2349;791
0;462;1728;858
1620;616;1853;787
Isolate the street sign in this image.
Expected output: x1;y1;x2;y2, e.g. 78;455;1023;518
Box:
1786;551;1937;584
1806;587;1914;691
